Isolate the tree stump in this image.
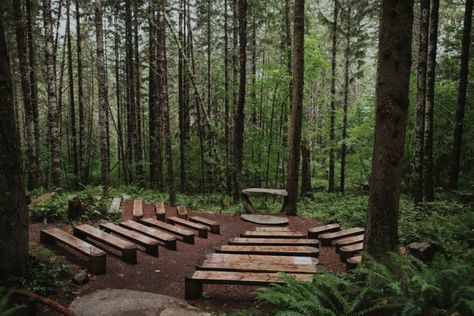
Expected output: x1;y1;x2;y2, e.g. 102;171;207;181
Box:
68;197;86;220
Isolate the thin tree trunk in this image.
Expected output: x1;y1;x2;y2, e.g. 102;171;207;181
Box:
134;2;144;181
0;16;29;278
282;0;304;216
43;0;61;187
125;0;136;182
95;2;110;188
115;29;127;182
328;0;338;192
207;0;212;117
178;0;187;191
301;142;311;195
449;0;473;190
224;0;231;194
149;3;160;187
75;0;85;183
413;0;430;204
423;0;439;202
365;0;414;262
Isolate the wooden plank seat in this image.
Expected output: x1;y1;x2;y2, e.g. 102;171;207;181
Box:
155;202;166;222
229;237;319;247
140;217;195;244
205;253;319;265
307;223;341;239
40;227;106;274
166;216;209;238
73;224;137;264
339;243;363;261
346;255;362;271
319;227;365;246
334;234;364;252
215;245;319;257
189;216;220;234
241;231;306;239
185;271;313;299
254;227;292;232
198;260;318;274
99;222;159;257
120;220;178;250
133;199;144;220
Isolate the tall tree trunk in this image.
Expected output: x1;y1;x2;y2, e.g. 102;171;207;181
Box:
149;3;160;187
115;28;127;182
158;0;176;205
449;0;473;190
75;0;85;183
328;0;338;192
14;0;37;189
178;0;187;191
340;5;351;194
233;0;248;203
423;0;439;202
66;0;78;186
282;0;304;216
0;16;29;279
43;0;61;187
224;0;231;194
125;0;136;182
134;2;144;181
95;2;110;188
413;0;430;204
207;0;212;117
365;0;414;262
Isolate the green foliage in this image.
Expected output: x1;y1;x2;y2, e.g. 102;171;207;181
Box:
0;288;24;316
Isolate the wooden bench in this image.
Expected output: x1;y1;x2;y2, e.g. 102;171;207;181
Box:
108;197;122;214
334;234;364;252
73;224;137;264
99;222;159;257
166;216;209;238
155;202;166;222
177;205;188;219
241;231;306;239
120;220;178;250
229;237;319;247
346;255;362;271
339;242;363;261
307;223;340;239
215;245;319;257
133;199;143;220
189;216;220;234
206;253;319;265
40;227;106;274
254;227;291;232
185;271;313;299
319;227;365;246
198;260;318;274
140;217;195;244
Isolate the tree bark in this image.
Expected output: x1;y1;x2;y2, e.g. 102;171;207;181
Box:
423;0;439;202
328;0;338;192
413;0;430;204
449;0;473;190
224;0;231;195
43;0;61;187
75;0;85;183
282;0;304;216
149;3;160;187
134;2;144;181
95;1;110;188
0;15;29;279
233;0;248;203
125;0;136;182
365;0;414;261
178;0;187;191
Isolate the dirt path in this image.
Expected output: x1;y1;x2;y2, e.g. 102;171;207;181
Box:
30;202;346;314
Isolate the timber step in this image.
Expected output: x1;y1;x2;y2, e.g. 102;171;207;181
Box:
99;222;159;257
205;253;319;265
73;224;137;264
334;234;364;252
339;243;363;261
189;216;220;234
319;227;365;246
185;271;313;299
254;227;292;232
120;220;178;250
229;237;319;247
307;223;341;239
132;199;144;220
215;245;319;257
166;216;209;239
346;255;362;271
140;217;195;244
155;202;166;222
40;227;106;274
198;260;318;274
241;231;306;239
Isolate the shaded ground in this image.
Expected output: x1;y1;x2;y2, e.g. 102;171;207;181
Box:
29;201;346;314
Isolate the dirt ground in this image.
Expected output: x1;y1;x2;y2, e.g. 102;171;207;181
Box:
29;201;346;314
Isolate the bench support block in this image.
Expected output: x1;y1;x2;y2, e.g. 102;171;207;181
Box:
185;277;203;299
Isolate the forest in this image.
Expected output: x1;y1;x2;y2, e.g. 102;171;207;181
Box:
0;0;473;315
